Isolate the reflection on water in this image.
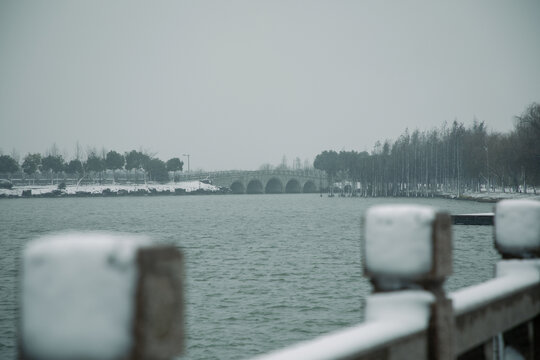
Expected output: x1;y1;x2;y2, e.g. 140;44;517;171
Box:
0;196;497;359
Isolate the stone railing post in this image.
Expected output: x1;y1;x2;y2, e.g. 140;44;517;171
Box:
363;205;453;360
19;233;183;360
494;199;540;360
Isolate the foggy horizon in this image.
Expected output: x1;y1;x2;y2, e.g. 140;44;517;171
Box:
1;1;540;171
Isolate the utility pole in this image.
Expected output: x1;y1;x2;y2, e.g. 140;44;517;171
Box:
182;154;190;173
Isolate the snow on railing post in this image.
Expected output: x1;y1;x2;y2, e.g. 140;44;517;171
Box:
493;199;540;360
18;233;184;360
363;205;453;360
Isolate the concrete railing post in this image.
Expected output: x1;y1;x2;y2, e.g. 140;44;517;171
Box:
363;205;453;360
18;233;183;360
494;199;540;360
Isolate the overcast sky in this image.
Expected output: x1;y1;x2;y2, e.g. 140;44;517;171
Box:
1;1;539;171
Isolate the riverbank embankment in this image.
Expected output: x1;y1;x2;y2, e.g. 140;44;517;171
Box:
2;183;539;202
0;181;224;198
436;191;540;203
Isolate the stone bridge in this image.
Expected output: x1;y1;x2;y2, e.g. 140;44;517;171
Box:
177;170;327;194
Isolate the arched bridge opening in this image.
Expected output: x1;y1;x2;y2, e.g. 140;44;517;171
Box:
246;179;264;194
206;170;325;194
265;178;283;194
285;179;301;193
230;181;245;194
302;180;317;193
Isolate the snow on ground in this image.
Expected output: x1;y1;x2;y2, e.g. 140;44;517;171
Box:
22;233;150;360
0;180;221;197
448;190;540;202
0;184;57;196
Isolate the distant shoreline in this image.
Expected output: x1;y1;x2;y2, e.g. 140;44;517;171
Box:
0;181;225;199
2;183;538;203
436;191;540;203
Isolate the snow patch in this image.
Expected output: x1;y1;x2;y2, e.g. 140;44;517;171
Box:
365;205;436;278
451;259;540;315
0;181;221;197
496;259;540;278
457;213;494;216
365;290;434;326
495;199;540;256
21;232;150;360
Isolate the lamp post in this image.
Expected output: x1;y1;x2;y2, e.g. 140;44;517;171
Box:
485;145;489;193
182;154;190;173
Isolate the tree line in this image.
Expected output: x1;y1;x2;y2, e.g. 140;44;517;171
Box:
0;147;184;184
314;102;540;196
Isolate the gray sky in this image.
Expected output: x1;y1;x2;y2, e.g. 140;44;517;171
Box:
1;1;539;171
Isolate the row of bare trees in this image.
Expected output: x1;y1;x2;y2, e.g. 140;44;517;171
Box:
314;103;540;196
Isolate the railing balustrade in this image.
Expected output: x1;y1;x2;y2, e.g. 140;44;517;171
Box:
252;199;540;360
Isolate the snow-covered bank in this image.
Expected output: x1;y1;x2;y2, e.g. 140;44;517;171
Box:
439;190;540;203
0;181;223;198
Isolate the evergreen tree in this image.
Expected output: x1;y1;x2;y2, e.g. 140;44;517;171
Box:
166;158;183;172
105;151;125;171
314;150;340;195
105;150;125;183
22;153;41;184
85;152;105;182
66;159;84;176
146;158;169;182
41;154;65;184
166;157;183;182
0;155;19;177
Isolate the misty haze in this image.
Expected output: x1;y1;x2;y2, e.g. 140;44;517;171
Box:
1;1;539;360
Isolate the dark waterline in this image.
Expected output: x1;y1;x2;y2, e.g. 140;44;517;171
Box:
0;195;497;359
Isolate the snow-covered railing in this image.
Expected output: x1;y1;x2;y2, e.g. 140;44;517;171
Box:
252;199;540;360
18;233;184;360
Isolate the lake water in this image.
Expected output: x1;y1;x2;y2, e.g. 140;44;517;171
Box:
0;195;498;359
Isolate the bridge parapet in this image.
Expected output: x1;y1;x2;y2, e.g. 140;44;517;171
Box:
176;169;327;194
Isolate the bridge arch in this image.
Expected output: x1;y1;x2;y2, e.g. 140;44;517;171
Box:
265;177;283;194
180;169;326;194
285;179;301;193
230;180;245;194
246;179;264;194
303;180;317;193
